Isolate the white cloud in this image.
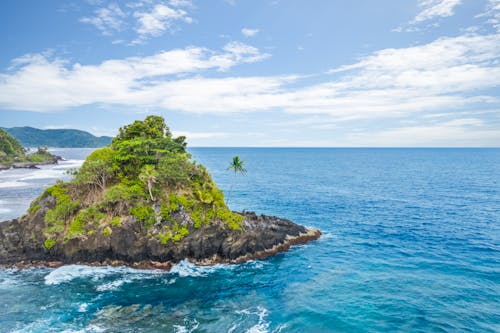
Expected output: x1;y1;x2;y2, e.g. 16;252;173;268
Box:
80;0;193;42
412;0;462;23
241;28;259;37
477;0;500;32
168;0;192;7
134;3;192;40
0;34;498;133
80;3;126;35
395;0;462;32
0;42;271;111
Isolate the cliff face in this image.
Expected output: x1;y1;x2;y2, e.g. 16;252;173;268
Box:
0;196;320;269
0;116;320;269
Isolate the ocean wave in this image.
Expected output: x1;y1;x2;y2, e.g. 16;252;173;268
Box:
169;258;267;278
95;278;129;292
19;161;83;181
45;265;153;285
173;319;200;333
230;306;271;333
10;319;105;333
78;303;89;313
53;159;85;170
19;169;66;181
60;324;106;333
169;259;236;277
0;180;31;188
44;264;169;288
44;265;111;285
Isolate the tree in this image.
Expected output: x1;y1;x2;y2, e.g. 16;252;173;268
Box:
226;156;247;205
113;115;169;143
139;165;159;201
76;147;116;193
112;116;188;179
157;152;193;189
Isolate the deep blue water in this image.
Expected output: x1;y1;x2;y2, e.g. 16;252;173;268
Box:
0;148;499;332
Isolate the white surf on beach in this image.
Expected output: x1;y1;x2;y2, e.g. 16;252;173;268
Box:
0;148;90;221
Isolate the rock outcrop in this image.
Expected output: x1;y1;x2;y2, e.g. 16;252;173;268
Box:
0;199;320;269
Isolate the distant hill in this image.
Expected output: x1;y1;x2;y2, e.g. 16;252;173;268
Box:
2;127;112;148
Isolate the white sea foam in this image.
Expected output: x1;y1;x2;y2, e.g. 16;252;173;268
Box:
169;259;234;277
229;306;271;333
19;169;64;180
60;324;105;333
95;279;128;292
45;265;108;285
173;319;199;333
55;159;84;168
0;207;11;214
45;264;167;287
0;180;31;188
20;161;83;180
78;303;89;313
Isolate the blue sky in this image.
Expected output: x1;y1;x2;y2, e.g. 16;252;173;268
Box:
0;0;499;146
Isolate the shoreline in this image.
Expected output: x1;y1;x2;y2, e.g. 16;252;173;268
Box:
0;227;321;271
0;157;62;171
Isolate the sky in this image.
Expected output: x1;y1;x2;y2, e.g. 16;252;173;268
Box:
0;0;499;147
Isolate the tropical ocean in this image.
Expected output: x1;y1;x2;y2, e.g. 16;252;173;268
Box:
0;148;499;332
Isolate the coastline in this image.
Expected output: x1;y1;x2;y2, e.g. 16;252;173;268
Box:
1;226;321;270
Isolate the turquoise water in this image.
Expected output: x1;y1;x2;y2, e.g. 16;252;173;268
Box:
0;148;499;332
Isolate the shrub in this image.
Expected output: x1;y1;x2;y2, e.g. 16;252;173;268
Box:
103;182;147;204
28;204;41;214
44;238;56;250
216;208;243;230
172;225;189;242
158;222;190;244
110;216;121;227
130;206;156;227
44;184;79;235
65;206;105;240
102;226;112;236
66;215;85;240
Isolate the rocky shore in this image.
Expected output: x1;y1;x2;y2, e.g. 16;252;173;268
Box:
0;154;62;171
0;209;320;270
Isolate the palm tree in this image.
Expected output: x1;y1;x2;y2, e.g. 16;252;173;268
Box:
139;165;159;201
226;156;247;205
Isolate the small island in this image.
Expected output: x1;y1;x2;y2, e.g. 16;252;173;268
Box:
0;116;320;269
0;129;61;170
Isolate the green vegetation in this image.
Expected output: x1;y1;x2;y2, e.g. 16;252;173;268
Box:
75;147;116;193
25;147;54;162
158;221;190;244
36;116;243;244
110;216;121;227
2;126;111;148
65;207;105;240
102;226;112;236
130;206;156;227
44;184;79;234
0;129;59;165
0;129;26;164
44;238;56;250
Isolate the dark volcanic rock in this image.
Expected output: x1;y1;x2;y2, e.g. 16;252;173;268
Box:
0;205;320;269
